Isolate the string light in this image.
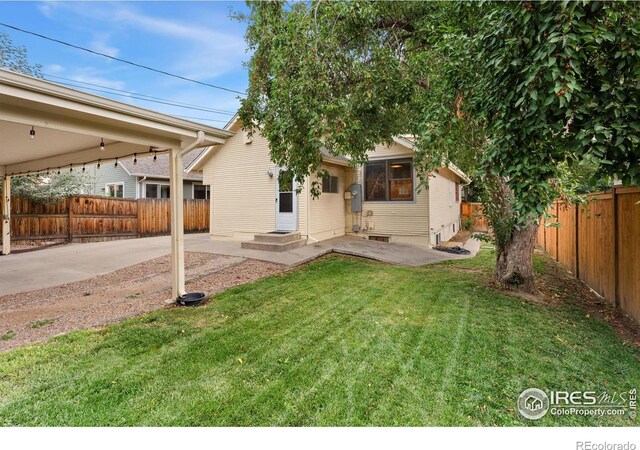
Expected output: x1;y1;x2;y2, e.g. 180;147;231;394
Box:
133;153;137;165
29;126;36;140
7;148;170;177
100;138;105;151
82;164;86;173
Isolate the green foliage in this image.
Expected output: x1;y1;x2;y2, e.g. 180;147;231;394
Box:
10;172;93;204
0;31;42;77
239;1;640;227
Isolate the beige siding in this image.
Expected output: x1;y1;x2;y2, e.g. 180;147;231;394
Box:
308;164;347;240
205;131;278;238
353;142;430;245
428;168;462;245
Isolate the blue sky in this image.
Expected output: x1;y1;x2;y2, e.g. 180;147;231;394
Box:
1;1;251;127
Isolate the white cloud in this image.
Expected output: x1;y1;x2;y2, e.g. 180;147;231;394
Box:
45;63;64;74
89;35;119;58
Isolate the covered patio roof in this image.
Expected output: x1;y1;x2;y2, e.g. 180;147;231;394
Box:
0;68;235;299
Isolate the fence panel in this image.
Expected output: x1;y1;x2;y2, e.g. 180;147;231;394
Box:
616;187;640;322
556;202;577;275
461;202;489;232
9;195;209;243
577;194;616;303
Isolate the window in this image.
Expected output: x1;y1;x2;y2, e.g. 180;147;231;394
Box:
144;182;170;199
322;174;339;193
364;159;413;201
105;183;124;198
455;182;460;203
193;184;210;200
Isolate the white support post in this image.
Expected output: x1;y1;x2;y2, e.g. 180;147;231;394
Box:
1;173;10;256
169;148;186;299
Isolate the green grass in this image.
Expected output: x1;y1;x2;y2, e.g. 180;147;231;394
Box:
0;250;638;426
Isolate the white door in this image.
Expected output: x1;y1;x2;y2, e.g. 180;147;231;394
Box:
275;167;298;231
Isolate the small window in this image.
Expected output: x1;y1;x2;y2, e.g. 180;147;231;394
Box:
144;183;170;199
455;182;460;203
105;183;124;198
322;174;339;193
145;183;158;199
193;184;210;200
364;159;413;201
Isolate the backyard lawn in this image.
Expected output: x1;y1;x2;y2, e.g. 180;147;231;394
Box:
0;250;638;426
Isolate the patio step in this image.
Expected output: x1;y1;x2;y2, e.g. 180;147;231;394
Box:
253;231;301;244
241;237;306;252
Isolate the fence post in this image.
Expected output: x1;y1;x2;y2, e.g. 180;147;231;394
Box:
136;199;141;238
553;201;561;262
575;203;579;279
612;188;619;308
68;196;74;244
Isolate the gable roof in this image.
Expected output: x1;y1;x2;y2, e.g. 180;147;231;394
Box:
119;149;203;181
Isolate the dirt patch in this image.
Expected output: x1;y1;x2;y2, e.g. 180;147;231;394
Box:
491;253;640;348
0;252;285;352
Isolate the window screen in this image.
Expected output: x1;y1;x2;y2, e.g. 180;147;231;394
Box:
322;174;339;193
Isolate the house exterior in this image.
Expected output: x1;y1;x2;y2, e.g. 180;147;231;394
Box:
87;150;210;200
188;119;469;247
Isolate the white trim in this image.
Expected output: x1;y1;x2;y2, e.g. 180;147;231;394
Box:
192;182;210;200
105;181;125;198
142;180;170;199
275;166;298;231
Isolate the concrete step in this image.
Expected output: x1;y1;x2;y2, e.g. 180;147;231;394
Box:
241;238;306;252
254;232;301;244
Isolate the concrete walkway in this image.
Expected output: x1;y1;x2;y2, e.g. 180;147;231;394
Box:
0;233;480;295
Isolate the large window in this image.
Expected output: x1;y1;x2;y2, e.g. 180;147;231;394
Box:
364;159;413;201
193;184;210;200
105;183;124;198
144;182;170;199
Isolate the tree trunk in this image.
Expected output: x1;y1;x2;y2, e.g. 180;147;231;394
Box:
495;223;538;293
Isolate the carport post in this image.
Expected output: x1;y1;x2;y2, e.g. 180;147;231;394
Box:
1;171;10;256
169;148;186;299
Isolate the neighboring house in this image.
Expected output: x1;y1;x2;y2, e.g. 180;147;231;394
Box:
87;150;210;200
187;119;469;248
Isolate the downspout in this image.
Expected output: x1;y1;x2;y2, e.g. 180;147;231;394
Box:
138;176;147;198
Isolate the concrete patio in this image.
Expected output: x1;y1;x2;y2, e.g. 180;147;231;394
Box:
0;233;480;295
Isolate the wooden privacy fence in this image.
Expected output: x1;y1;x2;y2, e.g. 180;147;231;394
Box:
537;186;640;324
461;201;490;232
6;195;209;244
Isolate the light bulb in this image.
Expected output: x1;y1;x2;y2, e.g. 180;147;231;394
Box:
100;138;105;151
29;126;35;140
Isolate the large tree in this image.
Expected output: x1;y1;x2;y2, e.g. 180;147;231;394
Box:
239;1;640;292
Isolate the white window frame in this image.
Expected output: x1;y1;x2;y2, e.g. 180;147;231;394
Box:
105;182;125;198
192;183;210;200
142;180;170;199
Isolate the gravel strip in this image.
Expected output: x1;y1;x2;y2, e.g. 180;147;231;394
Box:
0;252;285;352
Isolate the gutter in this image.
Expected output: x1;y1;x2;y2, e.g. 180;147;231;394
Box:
180;131;205;157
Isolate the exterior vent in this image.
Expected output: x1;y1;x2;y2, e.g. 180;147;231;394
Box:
368;235;390;243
